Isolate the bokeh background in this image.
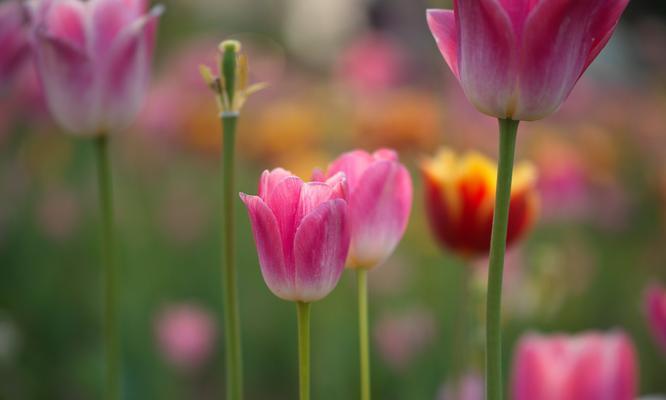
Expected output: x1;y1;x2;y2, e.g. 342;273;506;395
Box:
1;0;666;398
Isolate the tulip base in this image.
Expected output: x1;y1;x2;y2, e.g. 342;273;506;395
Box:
486;118;519;400
94;135;120;400
358;269;371;400
297;302;311;400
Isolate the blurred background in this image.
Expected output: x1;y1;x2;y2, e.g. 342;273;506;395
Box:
1;0;666;398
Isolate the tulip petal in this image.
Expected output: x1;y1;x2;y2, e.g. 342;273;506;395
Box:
239;193;294;300
348;161;412;268
293;199;350;302
259;168;294;200
426;9;459;80
43;0;86;50
326;150;374;191
267;176;303;267
90;0;138;55
515;0;629;120
456;0;518;118
296;182;334;223
646;285;666;353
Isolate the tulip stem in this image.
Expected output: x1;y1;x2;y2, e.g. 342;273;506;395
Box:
94;135;120;400
486;118;519;400
358;269;371;400
297;301;311;400
221;113;243;400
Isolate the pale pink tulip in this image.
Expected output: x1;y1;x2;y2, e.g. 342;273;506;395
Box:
645;284;666;354
427;0;630;121
512;331;637;400
155;304;216;370
0;1;30;86
240;168;350;302
317;149;412;269
30;0;163;135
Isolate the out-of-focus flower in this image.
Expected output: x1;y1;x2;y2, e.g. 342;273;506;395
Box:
30;0;163;135
421;148;538;258
155;303;216;370
512;331;637;400
426;1;629;121
240;169;350;302
645;284;666;355
437;371;483;400
0;1;30;86
374;308;436;371
317;149;412;269
336;32;405;94
36;186;81;241
352;89;442;153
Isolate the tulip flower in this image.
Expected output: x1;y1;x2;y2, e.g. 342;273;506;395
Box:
421;148;538;258
241;168;350;400
645;284;666;354
426;0;630;121
0;1;30;86
316;148;412;400
512;332;637;400
30;0;163;136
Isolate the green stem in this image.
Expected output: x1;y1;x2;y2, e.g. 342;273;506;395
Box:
297;302;311;400
94;135;120;400
358;269;371;400
222;113;243;400
485;118;519;400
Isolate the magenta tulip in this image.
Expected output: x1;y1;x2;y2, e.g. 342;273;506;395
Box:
426;0;630;121
645;284;666;354
240;168;351;302
0;1;30;85
512;332;637;400
317;149;412;269
30;0;163;135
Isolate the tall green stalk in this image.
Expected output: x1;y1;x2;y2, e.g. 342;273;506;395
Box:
94;135;120;400
221;112;243;400
297;302;311;400
358;269;370;400
485;118;519;400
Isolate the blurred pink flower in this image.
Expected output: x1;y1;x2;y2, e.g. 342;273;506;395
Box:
374;308;436;371
437;371;483;400
427;1;629;120
317;149;412;269
512;331;637;400
30;0;163;135
645;284;666;355
240;168;350;302
337;32;405;94
155;303;216;370
0;0;30;86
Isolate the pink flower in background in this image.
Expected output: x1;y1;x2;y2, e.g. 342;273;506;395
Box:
316;149;412;269
438;371;483;400
155;304;216;370
0;0;30;86
374;309;436;371
645;284;666;354
30;0;163;135
240;168;350;302
512;331;637;400
426;0;630;121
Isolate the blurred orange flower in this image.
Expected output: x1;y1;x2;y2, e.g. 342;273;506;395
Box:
421;148;539;259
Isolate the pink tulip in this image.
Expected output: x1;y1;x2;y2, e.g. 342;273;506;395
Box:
0;1;30;86
30;0;163;135
426;0;630;121
155;304;216;370
316;149;412;269
645;284;666;354
512;331;637;400
240;168;351;302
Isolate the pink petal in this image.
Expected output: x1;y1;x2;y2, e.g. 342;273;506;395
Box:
456;0;518;118
645;285;666;353
426;9;459;80
324;172;348;201
515;0;629;121
90;0;139;56
267;176;303;268
293;199;350;302
33;33;99;134
239;193;294;301
42;0;86;50
372;148;398;162
0;1;31;80
498;0;538;37
348;161;412;268
326;150;374;191
296;182;334;223
259;168;294;200
101;5;162;132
